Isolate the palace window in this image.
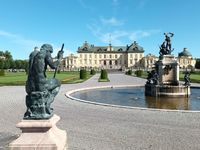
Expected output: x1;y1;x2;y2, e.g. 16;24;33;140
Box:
104;54;106;58
104;60;106;65
109;60;112;65
115;54;117;58
115;60;118;65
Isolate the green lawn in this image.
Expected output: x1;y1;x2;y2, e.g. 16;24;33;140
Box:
179;72;200;83
0;71;92;86
133;71;200;84
98;78;110;82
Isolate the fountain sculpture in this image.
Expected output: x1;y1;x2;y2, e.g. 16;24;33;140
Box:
145;33;191;97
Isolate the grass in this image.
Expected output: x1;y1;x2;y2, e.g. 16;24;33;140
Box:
0;71;92;86
0;72;27;85
179;72;200;83
98;78;110;82
132;71;200;84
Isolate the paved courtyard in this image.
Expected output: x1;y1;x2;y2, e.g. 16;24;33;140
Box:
1;73;200;149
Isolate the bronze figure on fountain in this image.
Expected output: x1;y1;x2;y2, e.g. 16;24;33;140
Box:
159;32;174;57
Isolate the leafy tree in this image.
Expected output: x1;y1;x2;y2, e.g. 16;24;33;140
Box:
9;60;15;69
4;50;13;60
21;60;28;70
3;59;10;69
195;59;200;69
0;59;4;69
0;51;3;56
15;60;22;69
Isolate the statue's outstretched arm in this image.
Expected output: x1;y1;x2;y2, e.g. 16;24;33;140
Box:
45;52;59;69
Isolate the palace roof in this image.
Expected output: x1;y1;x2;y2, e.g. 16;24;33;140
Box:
77;41;144;53
178;48;192;57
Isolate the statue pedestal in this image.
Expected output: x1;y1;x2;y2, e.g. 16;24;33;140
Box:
156;55;179;85
9;114;67;150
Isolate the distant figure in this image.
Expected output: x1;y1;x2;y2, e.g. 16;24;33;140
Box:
24;44;64;119
184;71;191;86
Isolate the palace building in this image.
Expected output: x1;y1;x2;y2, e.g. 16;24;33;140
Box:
140;53;158;70
63;41;144;70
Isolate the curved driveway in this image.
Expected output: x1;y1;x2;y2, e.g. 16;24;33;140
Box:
1;73;200;149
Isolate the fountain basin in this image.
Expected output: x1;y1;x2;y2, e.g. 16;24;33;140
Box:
66;86;200;111
145;84;190;97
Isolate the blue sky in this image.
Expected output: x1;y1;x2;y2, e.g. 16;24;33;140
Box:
0;0;200;59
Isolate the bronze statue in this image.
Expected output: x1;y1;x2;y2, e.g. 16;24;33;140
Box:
146;70;159;85
159;32;174;56
184;71;191;86
24;44;64;119
164;32;174;51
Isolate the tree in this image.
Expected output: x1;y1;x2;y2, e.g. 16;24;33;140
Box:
3;59;10;69
4;50;13;60
0;51;3;56
195;59;200;69
21;60;28;70
9;60;15;69
15;60;22;69
0;59;4;69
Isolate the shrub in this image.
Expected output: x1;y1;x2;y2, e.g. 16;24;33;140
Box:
80;69;87;79
135;70;143;77
126;70;132;75
100;69;108;79
90;69;96;75
0;69;5;76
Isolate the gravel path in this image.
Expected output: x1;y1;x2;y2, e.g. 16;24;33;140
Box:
1;74;200;150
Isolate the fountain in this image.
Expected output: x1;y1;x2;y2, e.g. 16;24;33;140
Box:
145;33;191;97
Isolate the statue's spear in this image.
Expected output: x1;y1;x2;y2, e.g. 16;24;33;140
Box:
53;43;64;78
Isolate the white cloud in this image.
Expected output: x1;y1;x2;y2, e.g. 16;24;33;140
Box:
100;17;124;26
129;30;160;41
0;30;17;38
88;23;160;45
99;31;128;45
0;30;43;48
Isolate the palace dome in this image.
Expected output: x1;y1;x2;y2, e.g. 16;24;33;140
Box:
178;48;192;57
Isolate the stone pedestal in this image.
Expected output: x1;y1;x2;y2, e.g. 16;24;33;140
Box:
9;114;67;150
156;55;179;85
145;84;190;97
